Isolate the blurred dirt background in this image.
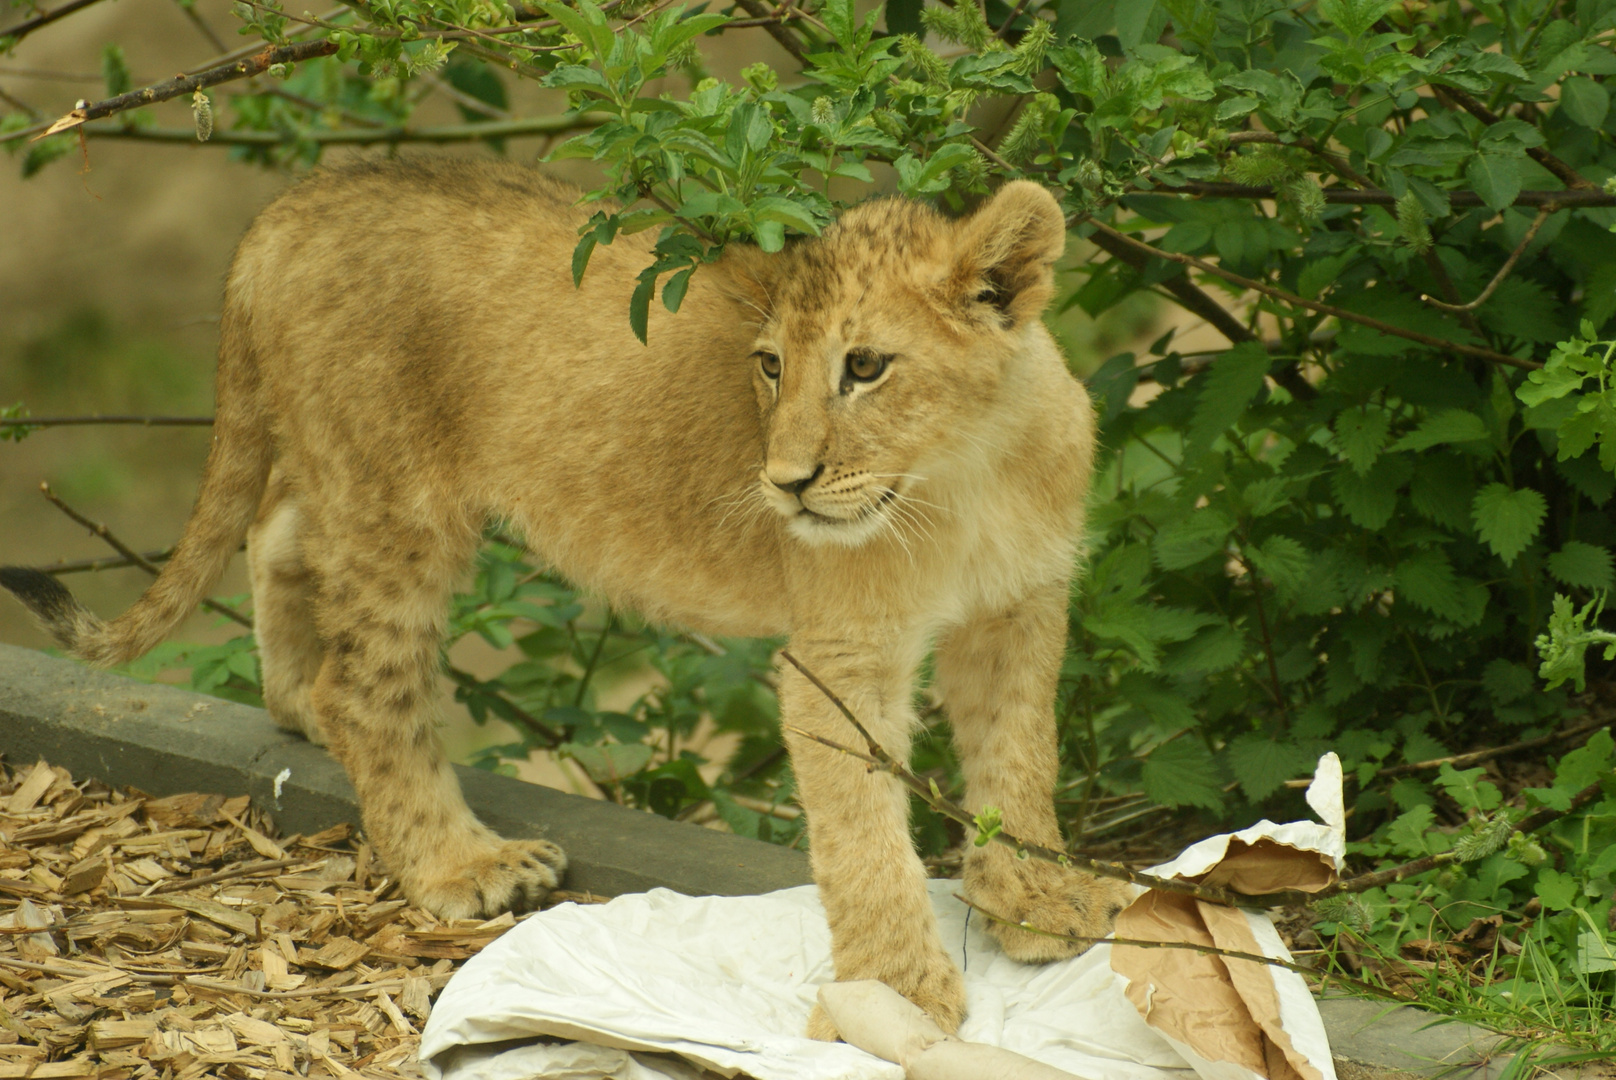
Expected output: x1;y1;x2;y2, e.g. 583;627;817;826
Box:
0;0;1168;782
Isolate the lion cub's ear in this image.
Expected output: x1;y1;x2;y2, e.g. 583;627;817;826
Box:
950;181;1067;328
711;242;782;320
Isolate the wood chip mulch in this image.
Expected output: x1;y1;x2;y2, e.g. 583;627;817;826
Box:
0;757;601;1080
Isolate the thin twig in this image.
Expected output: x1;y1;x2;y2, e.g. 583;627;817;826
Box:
1152;180;1616;209
1077;215;1541;371
993;0;1033;37
731;0;810;65
37;483;254;629
176;1;230;53
442;665;565;748
777;651;1294;908
44;548;176;576
0;415;213;428
12;40;342;145
0;0;109;46
1421;206;1554;313
954;894;1410;1002
148;857;306;893
73;113;607;146
1288;721;1611;786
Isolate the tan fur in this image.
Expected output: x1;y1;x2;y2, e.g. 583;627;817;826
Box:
3;160;1129;1035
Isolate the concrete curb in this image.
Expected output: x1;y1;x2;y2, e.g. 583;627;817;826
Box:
0;644;1597;1078
0;643;811;899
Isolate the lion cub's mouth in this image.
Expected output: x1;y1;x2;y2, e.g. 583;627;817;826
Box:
797;486;897;525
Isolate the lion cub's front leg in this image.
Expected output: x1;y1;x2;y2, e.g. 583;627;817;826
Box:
780;643;964;1040
937;585;1131;962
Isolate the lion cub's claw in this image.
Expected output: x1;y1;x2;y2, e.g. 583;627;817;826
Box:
411;839;567;920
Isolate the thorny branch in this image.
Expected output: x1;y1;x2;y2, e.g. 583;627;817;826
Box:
1077;216;1542;372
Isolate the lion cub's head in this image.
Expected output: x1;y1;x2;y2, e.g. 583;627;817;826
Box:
721;181;1068;547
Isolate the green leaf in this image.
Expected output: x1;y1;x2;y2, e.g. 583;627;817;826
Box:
1227;734;1312;801
1560;77;1610;130
1434;763;1502;812
1153;510;1234;569
1548;541;1615;592
1187;342;1269;451
1334;407;1390;474
1332;454;1413;530
1465;151;1524;212
1390;409;1490;452
1386;804;1437;857
1395;548;1471;623
1471;483;1547;564
1246;535;1312;598
1575;930;1616;974
1140;739;1224;811
1481;658;1535;705
629;272;655;344
1536;867;1579;911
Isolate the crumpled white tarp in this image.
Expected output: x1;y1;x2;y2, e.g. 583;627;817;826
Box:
421;878;1193;1080
419;755;1345;1080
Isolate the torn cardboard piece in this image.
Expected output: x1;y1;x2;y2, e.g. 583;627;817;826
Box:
1110;754;1345;1080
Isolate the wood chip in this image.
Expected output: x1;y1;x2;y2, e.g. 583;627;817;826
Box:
0;756;610;1080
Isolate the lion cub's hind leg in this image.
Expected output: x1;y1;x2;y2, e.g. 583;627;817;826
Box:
248;481;328;745
936;584;1131;962
300;499;565;919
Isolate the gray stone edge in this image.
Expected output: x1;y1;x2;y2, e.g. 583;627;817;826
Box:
0;644;1587;1076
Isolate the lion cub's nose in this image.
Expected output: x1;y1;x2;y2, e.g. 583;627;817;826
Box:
766;462;823;498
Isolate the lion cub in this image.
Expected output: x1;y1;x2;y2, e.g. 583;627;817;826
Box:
2;160;1127;1036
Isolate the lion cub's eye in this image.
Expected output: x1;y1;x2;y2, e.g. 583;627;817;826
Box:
756;351;781;379
845;350;890;382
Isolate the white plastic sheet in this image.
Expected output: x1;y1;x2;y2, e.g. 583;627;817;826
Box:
419;756;1345;1080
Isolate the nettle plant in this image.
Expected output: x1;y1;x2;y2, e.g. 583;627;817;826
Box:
6;0;1616;1022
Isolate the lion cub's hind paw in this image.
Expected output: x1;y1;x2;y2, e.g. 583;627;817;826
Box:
413;839;567;920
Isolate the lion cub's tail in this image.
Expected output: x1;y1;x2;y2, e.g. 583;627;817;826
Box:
1;302;272;667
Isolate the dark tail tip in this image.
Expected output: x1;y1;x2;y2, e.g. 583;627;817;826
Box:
0;566;78;624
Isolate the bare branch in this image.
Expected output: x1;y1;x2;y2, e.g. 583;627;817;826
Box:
730;0;810;66
954;894;1409;1002
0;415;213;428
776;651;1314;909
1152;180;1615;210
74;113;607;146
0;0;110;47
37;483;253;629
1421;205;1554;314
10;40;342;145
1077;215;1542;371
43;548;176;576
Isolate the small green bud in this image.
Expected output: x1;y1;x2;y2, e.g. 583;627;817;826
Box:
811;95;836;128
740;62;777;94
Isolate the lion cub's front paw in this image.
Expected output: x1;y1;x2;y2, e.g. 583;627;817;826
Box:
806;952;964;1041
410;839;567;920
968;855;1130;963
